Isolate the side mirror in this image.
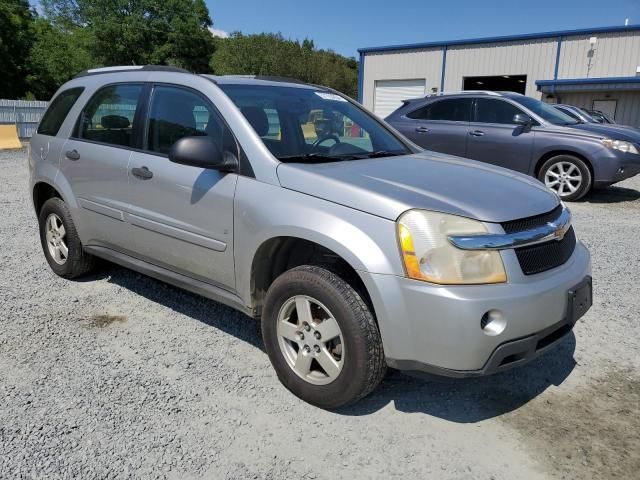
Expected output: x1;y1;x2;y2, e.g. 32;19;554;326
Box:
168;136;237;172
513;113;533;126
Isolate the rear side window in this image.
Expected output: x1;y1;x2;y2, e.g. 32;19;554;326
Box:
474;99;523;125
37;88;84;136
146;85;238;158
76;84;143;148
407;98;471;122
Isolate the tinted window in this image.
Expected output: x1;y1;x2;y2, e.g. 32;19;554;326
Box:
37;88;84;136
77;84;143;147
146;86;237;158
474;99;523;125
510;96;578;125
407;99;471;122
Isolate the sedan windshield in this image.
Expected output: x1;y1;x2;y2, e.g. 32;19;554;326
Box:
217;83;412;162
511;96;580;126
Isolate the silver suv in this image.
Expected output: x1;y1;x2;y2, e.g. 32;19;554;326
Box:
29;66;592;408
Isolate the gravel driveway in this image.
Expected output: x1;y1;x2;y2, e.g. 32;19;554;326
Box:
1;148;638;479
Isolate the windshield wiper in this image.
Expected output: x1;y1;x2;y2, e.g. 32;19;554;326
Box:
277;153;352;163
360;150;406;159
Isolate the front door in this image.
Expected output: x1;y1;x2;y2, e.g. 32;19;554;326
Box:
126;85;238;289
466;98;534;173
59;83;144;251
396;98;472;157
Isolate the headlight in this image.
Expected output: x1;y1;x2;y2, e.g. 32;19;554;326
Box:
397;210;506;285
601;138;639;154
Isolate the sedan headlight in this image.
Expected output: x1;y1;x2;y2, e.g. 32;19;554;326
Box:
601;138;639;154
397;210;506;285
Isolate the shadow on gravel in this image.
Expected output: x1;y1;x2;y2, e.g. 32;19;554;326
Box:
583;185;640;204
78;264;576;424
339;334;576;423
81;264;264;351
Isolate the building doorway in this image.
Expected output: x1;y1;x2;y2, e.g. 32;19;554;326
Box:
463;75;527;94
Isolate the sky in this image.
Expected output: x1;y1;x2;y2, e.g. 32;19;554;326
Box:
206;0;640;58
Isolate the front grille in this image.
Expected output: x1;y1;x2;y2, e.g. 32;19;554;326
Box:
501;206;576;275
501;205;562;233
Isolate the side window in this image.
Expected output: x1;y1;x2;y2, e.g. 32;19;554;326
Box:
407;99;471;122
76;84;142;148
557;107;579;121
474;99;523;125
146;85;237;157
37;87;84;136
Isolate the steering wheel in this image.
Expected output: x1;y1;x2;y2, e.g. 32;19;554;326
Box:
311;134;341;151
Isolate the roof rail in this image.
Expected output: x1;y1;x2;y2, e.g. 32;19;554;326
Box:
426;90;504;97
74;65;191;78
213;74;307;85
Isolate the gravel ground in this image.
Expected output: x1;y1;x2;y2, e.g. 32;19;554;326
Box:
1;147;639;479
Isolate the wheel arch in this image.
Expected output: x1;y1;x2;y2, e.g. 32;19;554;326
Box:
534;150;594;184
250;236;376;319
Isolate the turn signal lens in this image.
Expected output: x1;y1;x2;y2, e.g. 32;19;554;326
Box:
397;210;507;285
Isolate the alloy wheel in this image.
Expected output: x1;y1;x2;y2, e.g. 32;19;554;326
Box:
544;161;583;197
276;295;345;385
45;213;68;265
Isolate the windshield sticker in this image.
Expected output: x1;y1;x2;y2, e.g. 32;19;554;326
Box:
315;92;348;102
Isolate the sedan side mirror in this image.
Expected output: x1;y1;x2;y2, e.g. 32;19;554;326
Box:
169;136;237;172
513;113;533;126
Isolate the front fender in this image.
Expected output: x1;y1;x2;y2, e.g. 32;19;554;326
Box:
233;177;404;306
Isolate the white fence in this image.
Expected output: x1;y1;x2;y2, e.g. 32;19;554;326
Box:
0;99;49;138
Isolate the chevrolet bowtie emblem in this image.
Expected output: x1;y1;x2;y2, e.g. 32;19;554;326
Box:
547;220;568;240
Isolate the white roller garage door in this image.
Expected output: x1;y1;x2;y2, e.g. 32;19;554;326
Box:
374;79;426;118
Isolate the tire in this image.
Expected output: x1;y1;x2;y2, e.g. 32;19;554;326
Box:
38;197;96;278
262;265;386;409
538;154;592;201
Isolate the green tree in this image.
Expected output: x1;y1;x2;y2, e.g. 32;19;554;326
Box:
211;33;358;98
26;18;93;99
40;0;215;72
0;0;34;98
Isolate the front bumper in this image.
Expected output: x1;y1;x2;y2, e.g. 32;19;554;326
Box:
359;241;591;375
592;148;640;186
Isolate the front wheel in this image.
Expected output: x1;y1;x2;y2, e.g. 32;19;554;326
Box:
262;265;386;409
538;155;592;201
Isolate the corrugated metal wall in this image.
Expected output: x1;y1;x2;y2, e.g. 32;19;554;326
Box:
555;91;640;128
362;48;443;111
444;39;557;98
558;32;640;79
0;99;48;138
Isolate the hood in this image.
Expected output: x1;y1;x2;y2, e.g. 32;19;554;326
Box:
570;123;640;143
276;152;559;223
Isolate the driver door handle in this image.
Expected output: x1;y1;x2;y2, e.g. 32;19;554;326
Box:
131;166;153;180
415;126;430;133
469;130;485;137
65;149;80;161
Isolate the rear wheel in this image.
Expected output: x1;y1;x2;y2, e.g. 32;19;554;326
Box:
38;197;96;278
262;265;386;409
538;155;591;201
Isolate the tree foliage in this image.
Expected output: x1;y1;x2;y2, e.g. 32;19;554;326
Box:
211;33;358;98
0;0;34;98
1;2;358;101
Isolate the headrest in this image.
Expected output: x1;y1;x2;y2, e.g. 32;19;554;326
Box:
101;115;130;129
241;106;269;137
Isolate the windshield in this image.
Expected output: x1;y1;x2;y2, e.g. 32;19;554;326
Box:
217;83;412;162
511;96;580;126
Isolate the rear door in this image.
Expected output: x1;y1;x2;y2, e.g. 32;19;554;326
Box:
396;98;472;157
466;98;534;173
126;84;238;288
59;83;144;250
